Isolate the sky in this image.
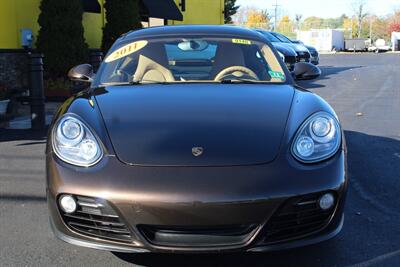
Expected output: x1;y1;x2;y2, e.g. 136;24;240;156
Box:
236;0;400;19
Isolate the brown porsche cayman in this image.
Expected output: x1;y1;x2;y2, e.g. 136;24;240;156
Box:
47;25;347;253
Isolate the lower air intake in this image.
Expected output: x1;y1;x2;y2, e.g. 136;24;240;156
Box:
139;224;258;247
59;195;132;242
263;192;336;244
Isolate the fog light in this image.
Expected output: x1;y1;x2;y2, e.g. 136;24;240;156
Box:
59;194;77;213
319;193;335;210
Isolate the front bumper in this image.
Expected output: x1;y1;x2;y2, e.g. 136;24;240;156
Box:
310;55;320;65
50;211;344;253
47;150;347;253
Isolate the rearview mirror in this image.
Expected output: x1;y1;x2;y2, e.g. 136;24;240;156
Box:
178;40;209;51
293;62;321;80
68;64;94;83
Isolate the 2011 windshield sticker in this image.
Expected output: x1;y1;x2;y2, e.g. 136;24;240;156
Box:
268;71;285;80
105;40;148;63
232;39;252;45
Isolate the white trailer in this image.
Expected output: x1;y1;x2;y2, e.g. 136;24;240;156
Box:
392;32;400;51
297;29;344;52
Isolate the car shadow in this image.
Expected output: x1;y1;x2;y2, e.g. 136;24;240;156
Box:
111;130;400;267
0;194;46;202
111;240;340;267
0;128;48;143
297;65;363;89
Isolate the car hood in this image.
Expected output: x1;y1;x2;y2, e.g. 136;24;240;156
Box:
95;84;294;166
276;42;309;53
272;43;297;56
305;45;317;53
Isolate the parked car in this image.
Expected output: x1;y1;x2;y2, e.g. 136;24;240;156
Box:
255;30;297;71
368;39;391;53
47;25;347;254
292;40;320;65
267;31;312;63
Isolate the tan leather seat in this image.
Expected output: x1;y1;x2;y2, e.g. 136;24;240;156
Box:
209;43;246;79
133;43;175;83
133;55;175;83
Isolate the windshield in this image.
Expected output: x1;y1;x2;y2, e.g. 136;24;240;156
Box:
93;36;286;86
271;32;292;43
257;31;282;43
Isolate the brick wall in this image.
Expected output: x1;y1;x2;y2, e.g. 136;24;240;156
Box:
0;50;30;91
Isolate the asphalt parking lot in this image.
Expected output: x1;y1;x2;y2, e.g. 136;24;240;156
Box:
1;53;400;267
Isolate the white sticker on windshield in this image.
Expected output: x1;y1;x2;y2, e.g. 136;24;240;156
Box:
105;40;148;63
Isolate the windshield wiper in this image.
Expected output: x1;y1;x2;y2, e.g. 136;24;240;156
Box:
219;78;261;84
130;79;171;85
99;80;171;86
99;82;131;86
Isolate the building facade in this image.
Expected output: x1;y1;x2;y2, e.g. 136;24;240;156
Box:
0;0;224;92
0;0;224;50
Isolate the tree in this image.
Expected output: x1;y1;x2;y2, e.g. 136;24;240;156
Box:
101;0;142;53
371;16;390;40
337;14;348;28
324;15;347;29
302;16;324;30
388;23;400;34
224;0;240;24
36;0;88;78
343;17;358;38
232;6;255;26
277;16;295;37
295;14;303;30
352;0;368;37
246;9;270;29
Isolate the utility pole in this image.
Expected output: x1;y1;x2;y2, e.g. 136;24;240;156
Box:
369;17;373;44
272;0;281;31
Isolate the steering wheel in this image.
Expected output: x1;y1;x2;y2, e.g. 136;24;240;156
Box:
214;66;259;81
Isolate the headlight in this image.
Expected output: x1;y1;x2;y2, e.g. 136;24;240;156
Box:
278;51;285;62
292;112;341;163
52;115;103;167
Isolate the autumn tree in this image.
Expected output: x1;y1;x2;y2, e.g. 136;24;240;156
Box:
343;17;358;38
277;16;295;37
371;17;388;39
388;23;400;34
246;9;270;29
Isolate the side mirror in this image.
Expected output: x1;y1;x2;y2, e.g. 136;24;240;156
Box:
68;64;94;83
293;62;321;80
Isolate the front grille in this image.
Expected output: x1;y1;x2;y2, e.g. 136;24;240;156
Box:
59;195;132;242
296;51;311;62
139;224;257;247
285;55;296;71
262;192;335;244
285;55;296;64
310;50;318;57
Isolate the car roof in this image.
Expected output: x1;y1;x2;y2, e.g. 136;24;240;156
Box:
256;29;273;34
120;25;266;43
